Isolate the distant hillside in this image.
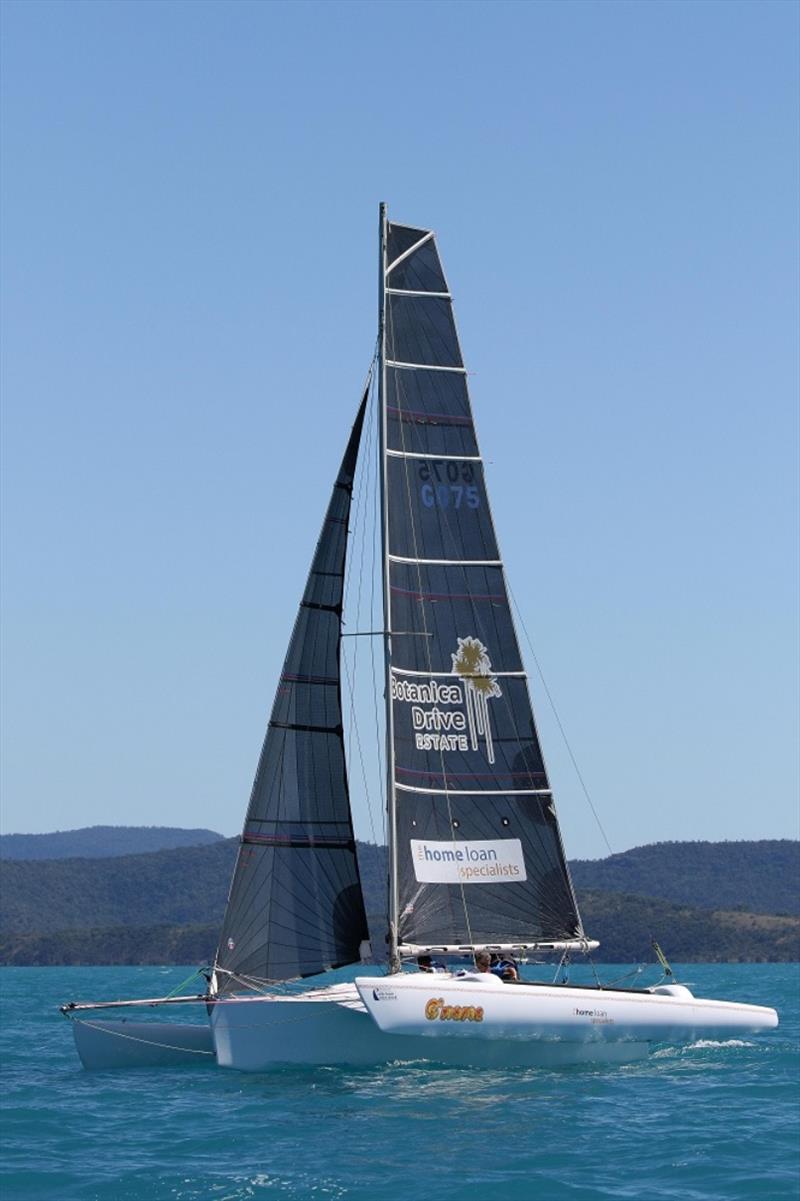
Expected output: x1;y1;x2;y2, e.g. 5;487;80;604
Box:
1;833;797;964
0;826;225;860
0;922;220;967
570;840;800;916
0;840;238;934
579;891;799;963
2;896;797;966
0;838;388;938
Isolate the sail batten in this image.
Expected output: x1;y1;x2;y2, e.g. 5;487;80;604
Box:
396;785;553;797
389;555;501;565
214;397;370;990
380;214;585;956
392;667;527;679
386;361;467;373
386;450;482;461
386;289;452;299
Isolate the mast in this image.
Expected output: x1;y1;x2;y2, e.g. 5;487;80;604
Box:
378;201;401;972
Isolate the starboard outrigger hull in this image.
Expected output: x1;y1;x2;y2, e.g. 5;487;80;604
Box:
355;973;779;1046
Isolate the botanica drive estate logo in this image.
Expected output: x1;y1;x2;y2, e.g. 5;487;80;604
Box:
390;636;503;763
451;636;503;763
411;838;527;884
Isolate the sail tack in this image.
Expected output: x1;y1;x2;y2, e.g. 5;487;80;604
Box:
382;220;584;952
215;401;370;989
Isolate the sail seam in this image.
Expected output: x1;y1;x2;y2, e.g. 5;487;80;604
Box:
245;819;355;826
268;721;343;735
242;834;355;849
387;405;473;429
280;673;338;685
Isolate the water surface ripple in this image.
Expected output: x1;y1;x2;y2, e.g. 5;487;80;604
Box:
1;964;797;1200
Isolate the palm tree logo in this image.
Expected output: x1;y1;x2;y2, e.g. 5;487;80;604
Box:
451;636;502;764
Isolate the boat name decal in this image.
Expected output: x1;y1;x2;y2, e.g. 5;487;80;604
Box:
425;997;484;1023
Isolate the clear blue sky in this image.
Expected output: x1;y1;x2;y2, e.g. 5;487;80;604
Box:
1;0;797;859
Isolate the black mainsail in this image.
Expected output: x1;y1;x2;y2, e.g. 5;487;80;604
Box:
214;399;370;991
379;209;585;961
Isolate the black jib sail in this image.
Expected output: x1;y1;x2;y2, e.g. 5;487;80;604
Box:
380;213;585;955
214;400;370;991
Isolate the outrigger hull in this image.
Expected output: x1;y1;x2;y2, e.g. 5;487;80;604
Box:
70;1018;215;1070
355;973;779;1046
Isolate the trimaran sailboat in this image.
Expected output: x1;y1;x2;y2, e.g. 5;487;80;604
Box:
63;207;778;1070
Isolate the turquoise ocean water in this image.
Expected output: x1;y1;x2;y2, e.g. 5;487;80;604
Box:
2;963;798;1201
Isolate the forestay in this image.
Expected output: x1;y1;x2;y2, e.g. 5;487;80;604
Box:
380;216;585;956
214;401;370;991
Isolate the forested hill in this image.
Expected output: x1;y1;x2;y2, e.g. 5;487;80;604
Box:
0;839;385;937
570;840;799;916
3;834;796;923
1;834;797;964
1;840;239;933
0;826;225;860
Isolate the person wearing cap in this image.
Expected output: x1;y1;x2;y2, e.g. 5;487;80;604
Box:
417;954;446;973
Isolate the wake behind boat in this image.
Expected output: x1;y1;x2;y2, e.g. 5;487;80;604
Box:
63;206;778;1070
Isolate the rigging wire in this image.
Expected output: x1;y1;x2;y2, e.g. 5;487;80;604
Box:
506;579;615;858
341;651;379;848
501;577;691;984
344;365;375;775
367;380;387;847
341;348;386;853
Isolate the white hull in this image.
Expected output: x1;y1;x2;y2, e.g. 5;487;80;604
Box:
356;973;779;1046
210;974;777;1071
70;1017;215;1070
210;985;649;1069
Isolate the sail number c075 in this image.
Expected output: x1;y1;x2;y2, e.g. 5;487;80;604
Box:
418;460;480;510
